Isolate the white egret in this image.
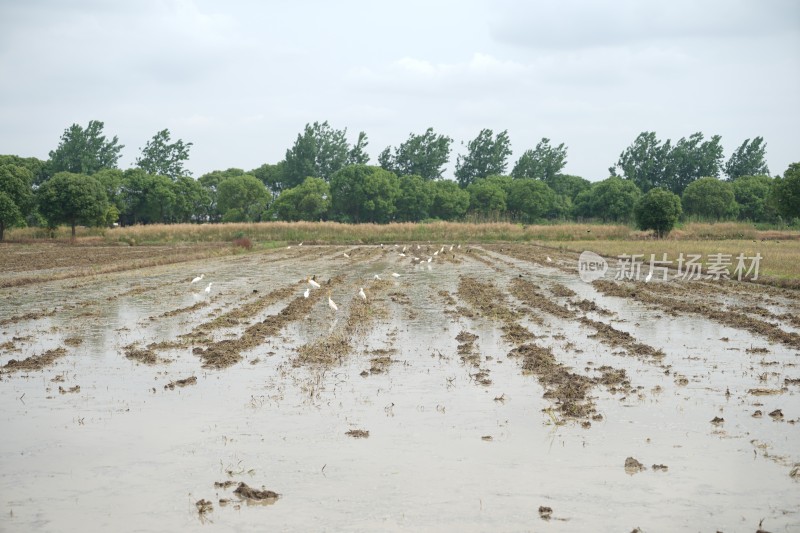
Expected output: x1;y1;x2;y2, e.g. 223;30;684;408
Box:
191;274;204;284
440;246;445;254
343;252;350;258
374;274;382;280
299;242;303;246
205;282;213;294
304;288;310;298
645;271;653;283
433;250;439;256
402;246;407;253
427;257;432;263
392;272;400;278
358;287;367;301
449;245;454;251
328;292;338;312
399;253;406;257
308;277;321;288
546;256;553;263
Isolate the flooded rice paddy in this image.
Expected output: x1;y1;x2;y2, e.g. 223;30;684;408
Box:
1;242;799;532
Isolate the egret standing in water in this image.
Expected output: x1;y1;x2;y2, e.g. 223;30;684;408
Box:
328;291;338;312
308;276;321;289
205;282;213;294
191;274;204;284
304;287;310;298
645;270;653;283
358;287;367;301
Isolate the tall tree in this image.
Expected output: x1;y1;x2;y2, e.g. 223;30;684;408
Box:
454;129;512;187
611;132;671;192
379;128;453;181
251;162;287;198
768;163;800;221
217;174;270;222
466;177;508;216
681;177;739;220
270;177;331;222
283;121;349;188
635;188;682;238
136;129;193;180
665;132;724;195
47;120;123;177
0;155;47;186
0;164;34;240
430;180;470;220
395;175;434;222
347;132;370;165
573;177;642;222
511;138;567;183
732;174;774;222
725;137;769;180
37;172;109;238
506;179;557;222
330;165;400;223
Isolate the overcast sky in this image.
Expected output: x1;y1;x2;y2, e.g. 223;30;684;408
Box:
1;0;798;181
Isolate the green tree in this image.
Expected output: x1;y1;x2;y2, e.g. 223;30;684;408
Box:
283;121;349;187
330;165;400;223
47;120;123;177
611;131;671;192
725;137;769;180
455;129;512;187
120;170;177;224
251;162;287;197
506;179;557;222
93;168;125;212
731;175;774;222
396;175;434;222
665;132;724;195
347;132;370;165
172;176;211;223
573;177;642;222
430;180;469;220
270;177;330;221
681;177;739;220
37;172;109;238
768;163;800;222
0;155;47;186
511;138;567;182
217;174;270;222
546;174;591;200
467;178;508;216
378;128;452;180
635;188;682;238
0;164;34;240
136;129;193;180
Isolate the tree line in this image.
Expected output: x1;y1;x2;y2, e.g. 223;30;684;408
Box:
0;120;798;240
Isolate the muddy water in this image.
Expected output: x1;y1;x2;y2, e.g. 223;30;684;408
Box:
1;245;798;532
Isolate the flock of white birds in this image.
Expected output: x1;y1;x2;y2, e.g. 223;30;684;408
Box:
187;242;477;313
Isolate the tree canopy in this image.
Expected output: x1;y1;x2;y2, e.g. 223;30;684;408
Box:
635;188;682;238
455;129;512;187
512;138;567;182
37;172;109;237
379;128;452;181
682;177;739;220
768;163;800;222
136;129;193;180
330;165;400;223
283;121;352;188
0;164;34;240
47;120;123;177
725;137;769;180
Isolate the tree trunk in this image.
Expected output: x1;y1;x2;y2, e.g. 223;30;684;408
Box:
71;220;76;240
0;221;5;242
